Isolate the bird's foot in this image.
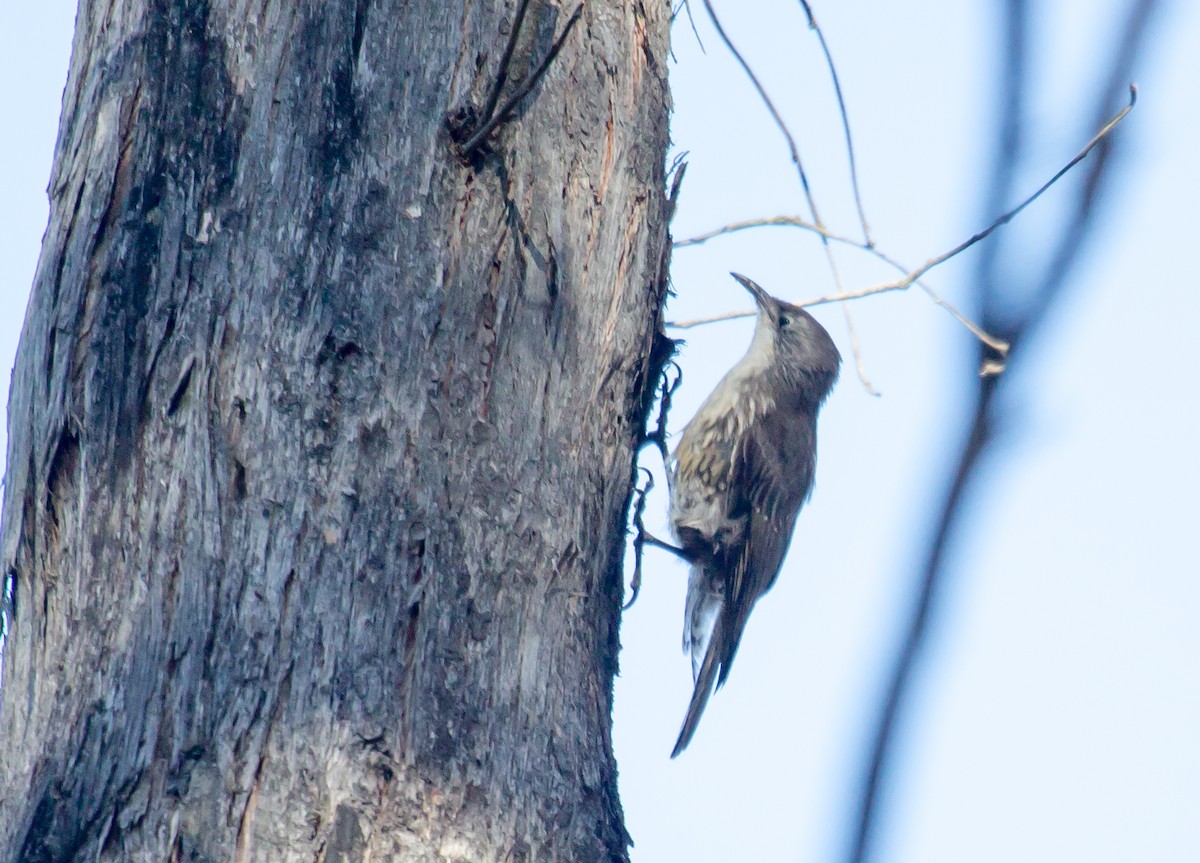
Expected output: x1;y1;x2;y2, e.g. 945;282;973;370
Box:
625;469;692;610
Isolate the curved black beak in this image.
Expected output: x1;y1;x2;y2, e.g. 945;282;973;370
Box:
731;272;773;311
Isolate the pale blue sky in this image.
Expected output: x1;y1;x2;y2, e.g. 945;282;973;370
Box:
3;3;1197;862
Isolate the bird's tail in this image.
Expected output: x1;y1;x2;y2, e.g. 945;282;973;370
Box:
682;570;722;681
674;565;725;756
671;623;724;757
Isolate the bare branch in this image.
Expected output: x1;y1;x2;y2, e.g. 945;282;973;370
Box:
701;1;887;392
670;87;1135;349
796;0;872;246
674;214;836;248
674;217;1010;352
701;0;825;231
668;308;752;330
667;279;1009;354
817;87;1138;301
460;4;585;155
480;0;533;128
839;304;879;395
671;0;707;54
845;0;1160;855
823;251;879;392
915;284;1011;355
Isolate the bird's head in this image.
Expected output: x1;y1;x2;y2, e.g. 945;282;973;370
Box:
732;272;841;392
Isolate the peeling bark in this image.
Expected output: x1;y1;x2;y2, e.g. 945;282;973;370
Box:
0;1;671;860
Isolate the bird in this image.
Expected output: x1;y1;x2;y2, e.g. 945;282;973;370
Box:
667;273;841;757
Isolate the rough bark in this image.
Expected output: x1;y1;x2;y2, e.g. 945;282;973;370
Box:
0;0;671;860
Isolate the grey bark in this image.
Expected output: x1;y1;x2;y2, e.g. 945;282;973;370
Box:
0;0;671;860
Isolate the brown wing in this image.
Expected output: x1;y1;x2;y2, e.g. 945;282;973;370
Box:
715;402;818;687
671;404;819;756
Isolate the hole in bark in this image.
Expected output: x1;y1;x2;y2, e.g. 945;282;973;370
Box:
233;460;247;501
160;307;177;346
351;0;369;64
357;420;387;457
44;328;56;398
45;427;80;538
404;599;420;653
319;335;363;366
166;356;195;416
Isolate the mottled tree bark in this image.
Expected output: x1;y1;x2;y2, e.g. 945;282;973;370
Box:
0;0;671;860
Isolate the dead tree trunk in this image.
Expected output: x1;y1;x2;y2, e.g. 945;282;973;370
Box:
0;0;671;860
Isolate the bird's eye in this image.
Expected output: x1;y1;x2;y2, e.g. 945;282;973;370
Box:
778;314;791;328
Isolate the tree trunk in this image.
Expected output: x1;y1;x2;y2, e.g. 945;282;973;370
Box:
0;0;671;860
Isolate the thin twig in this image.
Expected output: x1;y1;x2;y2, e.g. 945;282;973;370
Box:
701;0;824;229
912;85;1138;292
461;4;585;155
667;308;753;329
915;284;1009;354
669;88;1135;344
702;0;880;390
796;0;872;246
1012;32;1152;336
839;304;878;395
825;237;1010;352
675;214;837;247
480;0;533;127
824;86;1136;299
673;220;1009;351
671;0;707;53
820;250;878;394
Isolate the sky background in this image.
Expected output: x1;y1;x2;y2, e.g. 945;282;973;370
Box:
2;2;1197;862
